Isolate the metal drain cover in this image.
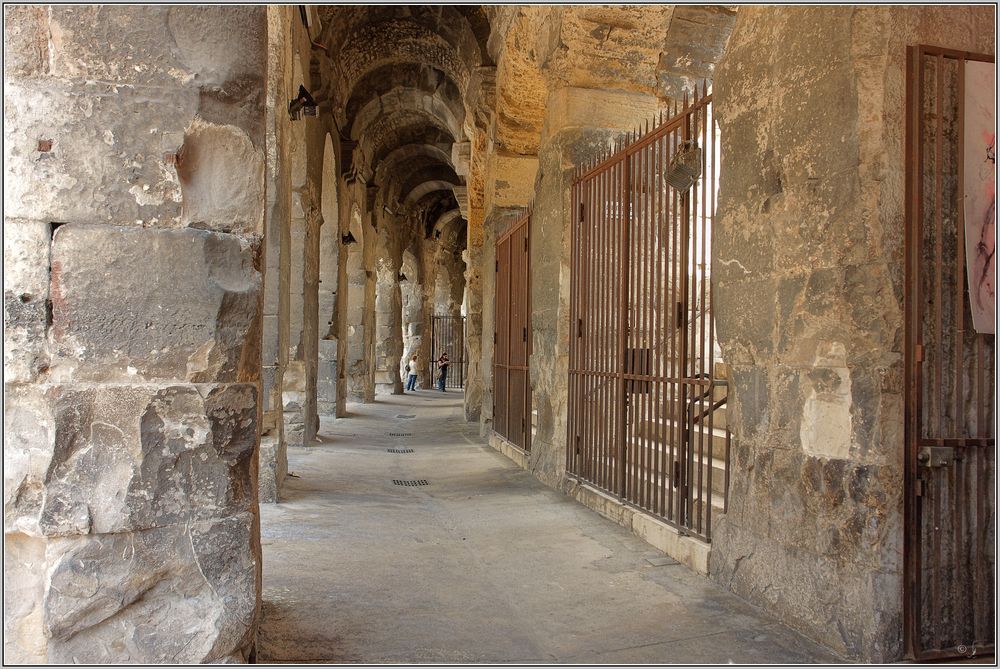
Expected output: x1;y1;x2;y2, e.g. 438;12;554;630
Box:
387;448;414;454
387;432;412;437
395;414;416;419
393;479;428;486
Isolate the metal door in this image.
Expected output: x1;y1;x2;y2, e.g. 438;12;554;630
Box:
904;44;996;660
493;209;533;451
431;315;466;390
567;86;730;541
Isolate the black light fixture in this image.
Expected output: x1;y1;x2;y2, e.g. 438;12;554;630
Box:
666;140;702;192
434;229;441;239
288;85;317;120
341;231;357;245
398;272;408;282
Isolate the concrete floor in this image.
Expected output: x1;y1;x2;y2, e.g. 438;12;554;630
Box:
258;391;843;664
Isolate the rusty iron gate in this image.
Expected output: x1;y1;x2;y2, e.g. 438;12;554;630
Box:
494;209;533;451
567;86;730;541
431;315;466;390
904;45;996;661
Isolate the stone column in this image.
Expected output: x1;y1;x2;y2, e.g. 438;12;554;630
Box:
463;206;485;419
529;86;658;488
3;6;265;662
281;113;308;445
259;6;293;502
316;211;340;415
708;6;995;662
479;152;541;436
344;204;376;403
374;265;405;395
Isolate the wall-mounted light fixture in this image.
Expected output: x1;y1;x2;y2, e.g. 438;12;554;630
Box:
398;272;408;282
434;229;442;239
666;140;702;193
341;231;357;245
288;85;317;120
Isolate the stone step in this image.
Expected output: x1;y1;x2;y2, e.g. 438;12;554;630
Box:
633;418;730;459
583;456;726;529
627;437;728;496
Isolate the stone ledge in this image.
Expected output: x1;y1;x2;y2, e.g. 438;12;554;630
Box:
487;432;529;469
488;431;711;575
563;477;712;576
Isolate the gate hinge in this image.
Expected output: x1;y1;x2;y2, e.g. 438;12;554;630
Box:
493;331;497;345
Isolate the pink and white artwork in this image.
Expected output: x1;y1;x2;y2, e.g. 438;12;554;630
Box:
964;60;996;335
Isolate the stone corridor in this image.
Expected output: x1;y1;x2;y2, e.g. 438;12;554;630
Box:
257;393;839;664
4;5;994;664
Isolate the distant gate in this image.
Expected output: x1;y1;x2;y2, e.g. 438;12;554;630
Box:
431;316;466;390
567;86;730;541
494;209;532;451
903;44;995;661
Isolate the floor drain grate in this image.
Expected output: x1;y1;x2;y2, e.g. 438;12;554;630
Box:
387;448;414;454
395;414;416;419
387;432;412;437
393;479;428;486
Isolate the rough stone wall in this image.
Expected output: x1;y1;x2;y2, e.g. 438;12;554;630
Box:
3;6;266;662
709;6;995;662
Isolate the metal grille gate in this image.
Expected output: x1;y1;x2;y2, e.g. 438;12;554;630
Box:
431;315;466;390
567;86;730;541
494;209;533;451
904;45;995;661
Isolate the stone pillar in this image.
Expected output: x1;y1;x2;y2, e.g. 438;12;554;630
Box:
479;150;541;435
708;6;994;662
463;206;485;419
3;6;265;662
344;204;376;403
361;215;378;403
529;86;658;488
259;6;293;503
374;259;405;395
282;112;308;445
317;220;339;415
417;244;438;388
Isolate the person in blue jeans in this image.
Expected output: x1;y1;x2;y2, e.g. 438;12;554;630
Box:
404;355;418;391
436;352;450;391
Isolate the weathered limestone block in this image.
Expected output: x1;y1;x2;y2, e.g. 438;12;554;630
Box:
3;219;50;383
47;6;265;90
42;513;258;664
177;119;266;235
2;5;49;79
4;383;257;537
317;338;339;414
3;79;197;225
49;224;260;384
3;383;259;663
4;533;47;663
258;435;287;504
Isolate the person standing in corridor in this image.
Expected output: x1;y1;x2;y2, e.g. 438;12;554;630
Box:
405;355;418;391
436;352;450;391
